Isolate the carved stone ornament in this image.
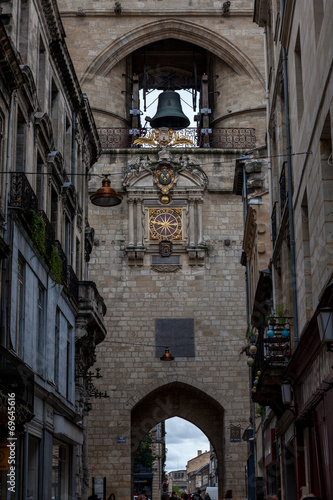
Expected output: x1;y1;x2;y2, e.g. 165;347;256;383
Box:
159;240;173;257
122;153;208;189
151;264;181;273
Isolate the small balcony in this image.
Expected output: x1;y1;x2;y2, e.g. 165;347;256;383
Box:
251;317;292;415
10;172;39;213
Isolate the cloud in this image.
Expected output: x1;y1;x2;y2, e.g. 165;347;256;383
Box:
165;417;210;473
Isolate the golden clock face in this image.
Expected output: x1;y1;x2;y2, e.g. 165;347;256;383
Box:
149;208;183;241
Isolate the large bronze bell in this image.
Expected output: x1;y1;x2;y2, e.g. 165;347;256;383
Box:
150;90;190;129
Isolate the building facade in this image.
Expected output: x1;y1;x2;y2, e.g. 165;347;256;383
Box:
0;0;106;497
239;0;333;498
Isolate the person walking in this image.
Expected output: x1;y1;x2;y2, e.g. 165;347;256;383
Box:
192;489;203;500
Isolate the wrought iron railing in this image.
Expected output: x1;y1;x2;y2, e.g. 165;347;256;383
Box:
68;265;79;302
279;162;287;216
10;172;38;212
38;210;55;250
98;127;256;149
54;240;68;285
251;317;292;386
271;201;277;247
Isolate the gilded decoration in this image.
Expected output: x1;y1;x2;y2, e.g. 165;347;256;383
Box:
133;128;194;147
149;208;183;241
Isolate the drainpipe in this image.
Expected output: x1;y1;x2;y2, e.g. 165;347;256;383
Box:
280;0;299;348
71;112;76;268
263;24;276;308
1;94;14;346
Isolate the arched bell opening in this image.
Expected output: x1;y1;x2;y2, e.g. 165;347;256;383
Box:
131;382;225;500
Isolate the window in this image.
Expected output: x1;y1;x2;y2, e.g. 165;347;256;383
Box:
51;80;60;148
16;110;27;172
54;308;60;387
16;258;25;356
313;0;324;45
38;36;46;108
294;29;304;121
27;435;40;499
19;0;29;62
66;324;74;401
36;156;45;210
64;115;72;170
37;282;46;375
64;214;72;265
52;441;70;500
51;185;58;236
76;237;81;277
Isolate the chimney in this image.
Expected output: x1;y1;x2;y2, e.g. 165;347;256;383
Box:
197;450;202;456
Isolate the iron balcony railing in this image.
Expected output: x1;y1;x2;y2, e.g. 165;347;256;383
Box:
68;265;79;302
98;127;256;149
38;210;55;250
10;172;38;212
251;317;293;386
55;240;68;285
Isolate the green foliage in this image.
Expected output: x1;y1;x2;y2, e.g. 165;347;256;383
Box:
134;433;156;471
30;210;46;258
276;303;287;324
49;245;63;286
245;328;255;339
255;405;265;417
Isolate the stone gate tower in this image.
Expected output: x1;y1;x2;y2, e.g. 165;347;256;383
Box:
58;1;266;498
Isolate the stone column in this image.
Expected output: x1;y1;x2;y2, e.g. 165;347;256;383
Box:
188;198;195;247
197;198;203;245
128;198;134;247
136;198;143;247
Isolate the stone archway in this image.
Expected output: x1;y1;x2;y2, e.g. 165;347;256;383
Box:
81;19;264;87
131;381;225;499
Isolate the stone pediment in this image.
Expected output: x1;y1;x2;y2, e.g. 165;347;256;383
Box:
123;152;208;191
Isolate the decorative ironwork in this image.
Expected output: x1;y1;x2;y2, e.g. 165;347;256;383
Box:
98;127;256;149
68;265;79;302
271;201;277;247
279;162;287;216
38;210;55;250
54;240;68;284
10;172;38;211
251;317;292;386
134;128;194;147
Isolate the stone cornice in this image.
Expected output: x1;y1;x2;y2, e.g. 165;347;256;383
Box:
60;9;254;18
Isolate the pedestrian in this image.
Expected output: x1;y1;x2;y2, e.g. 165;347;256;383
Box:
225;491;232;499
107;494;116;500
204;493;211;500
181;493;188;500
192;489;203;500
161;494;169;500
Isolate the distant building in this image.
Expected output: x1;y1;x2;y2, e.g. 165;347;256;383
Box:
168;469;187;493
186;451;210;495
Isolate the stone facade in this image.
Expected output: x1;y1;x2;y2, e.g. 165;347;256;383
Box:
57;1;268;499
244;1;333;499
0;0;105;497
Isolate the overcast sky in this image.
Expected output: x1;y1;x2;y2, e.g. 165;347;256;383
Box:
164;417;210;473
